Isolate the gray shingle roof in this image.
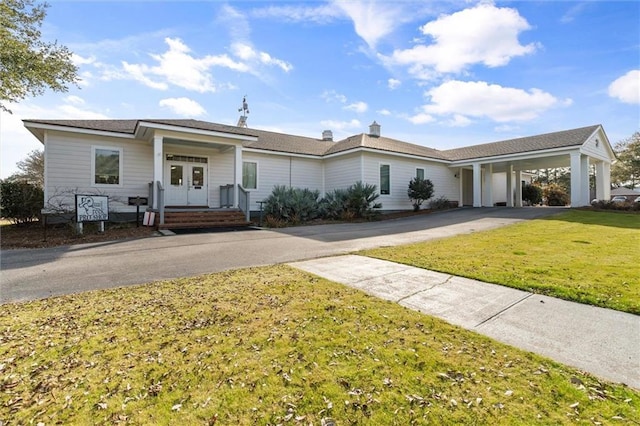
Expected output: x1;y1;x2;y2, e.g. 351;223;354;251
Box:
23;119;602;162
442;125;600;161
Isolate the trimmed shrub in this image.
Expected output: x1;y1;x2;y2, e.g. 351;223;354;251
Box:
407;177;434;211
522;183;543;205
543;183;570;206
0;180;44;224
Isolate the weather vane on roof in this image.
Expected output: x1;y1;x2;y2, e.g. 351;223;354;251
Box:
237;95;249;127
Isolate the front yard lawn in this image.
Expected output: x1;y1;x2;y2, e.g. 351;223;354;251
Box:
361;210;640;314
1;265;638;424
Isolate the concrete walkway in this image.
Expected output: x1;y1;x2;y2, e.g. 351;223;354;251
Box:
289;255;640;389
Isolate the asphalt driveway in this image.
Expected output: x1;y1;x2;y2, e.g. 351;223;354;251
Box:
1;207;561;304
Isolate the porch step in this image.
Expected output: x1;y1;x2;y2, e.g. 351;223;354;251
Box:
159;210;251;230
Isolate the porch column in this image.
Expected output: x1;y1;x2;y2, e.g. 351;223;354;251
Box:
570;152;589;207
473;163;482;207
234;144;242;208
506;164;514;207
153;136;163;209
483;163;493;207
595;161;611;201
515;170;523;207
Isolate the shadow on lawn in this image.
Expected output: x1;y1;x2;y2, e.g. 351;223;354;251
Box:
543;208;640;230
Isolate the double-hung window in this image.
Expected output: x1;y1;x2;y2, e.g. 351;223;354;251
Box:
243;161;257;189
380;164;390;195
92;146;122;186
416;168;425;180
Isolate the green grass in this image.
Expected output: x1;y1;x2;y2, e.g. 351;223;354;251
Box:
1;265;638;425
361;210;640;314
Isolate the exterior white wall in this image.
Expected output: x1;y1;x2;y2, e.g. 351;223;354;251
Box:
491;172;535;205
324;153;362;191
45;130;152;213
242;152;324;211
361;152;458;210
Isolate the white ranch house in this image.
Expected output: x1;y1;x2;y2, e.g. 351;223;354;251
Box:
23;119;614;226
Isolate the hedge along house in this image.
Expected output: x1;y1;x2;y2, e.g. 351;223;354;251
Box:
23;119;614;227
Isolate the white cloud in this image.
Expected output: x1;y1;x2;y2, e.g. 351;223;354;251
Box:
385;4;537;77
494;124;521;133
422;80;566;122
159;97;206;117
64;95;85;105
377;109;392;116
344;101;368;113
388;78;401;90
119;37;292;93
251;4;342;24
231;42;293;73
608;70;640;104
445;114;472;127
406;112;435;125
320;119;362;131
321;90;347;103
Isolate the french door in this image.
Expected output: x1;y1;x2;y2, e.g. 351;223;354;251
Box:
164;156;208;206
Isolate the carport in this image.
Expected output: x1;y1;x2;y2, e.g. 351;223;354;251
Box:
448;125;614;207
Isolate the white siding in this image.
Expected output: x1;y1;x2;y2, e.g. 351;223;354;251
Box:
361;152;458;210
324;153;362;191
45;131;152;213
242;152;324;210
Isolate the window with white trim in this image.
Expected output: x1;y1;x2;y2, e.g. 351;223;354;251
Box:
243;161;257;189
380;164;390;195
92;146;123;186
416;168;425;180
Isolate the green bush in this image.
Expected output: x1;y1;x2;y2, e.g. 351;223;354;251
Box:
543;183;570;206
522;183;543;205
322;181;381;220
428;195;451;210
263;186;321;223
0;180;44;224
407;177;434;211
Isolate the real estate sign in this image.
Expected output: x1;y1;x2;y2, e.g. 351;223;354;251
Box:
76;195;109;222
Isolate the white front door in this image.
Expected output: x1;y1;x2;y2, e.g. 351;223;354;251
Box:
164;158;208;206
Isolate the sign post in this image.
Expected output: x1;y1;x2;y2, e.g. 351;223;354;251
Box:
75;195;109;234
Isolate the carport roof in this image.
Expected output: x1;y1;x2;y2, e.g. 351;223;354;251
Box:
23;119;603;163
442;125;601;161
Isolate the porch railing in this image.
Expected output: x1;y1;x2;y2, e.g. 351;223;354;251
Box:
220;184;234;208
157;181;165;225
220;184;250;222
238;185;250;222
148;181;165;225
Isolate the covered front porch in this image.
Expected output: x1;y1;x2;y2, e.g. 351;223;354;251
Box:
144;123;258;226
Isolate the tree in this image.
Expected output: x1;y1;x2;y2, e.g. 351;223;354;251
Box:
0;179;43;224
407;177;434;211
0;0;79;113
611;131;640;189
9;149;44;187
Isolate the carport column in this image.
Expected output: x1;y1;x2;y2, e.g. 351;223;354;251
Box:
472;163;482;207
153;135;163;209
515;170;523;207
234;144;242;208
595;161;611;201
483;163;493;207
457;167;464;207
506;164;514;207
570;152;589;207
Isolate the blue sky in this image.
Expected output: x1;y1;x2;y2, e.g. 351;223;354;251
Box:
1;0;638;178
